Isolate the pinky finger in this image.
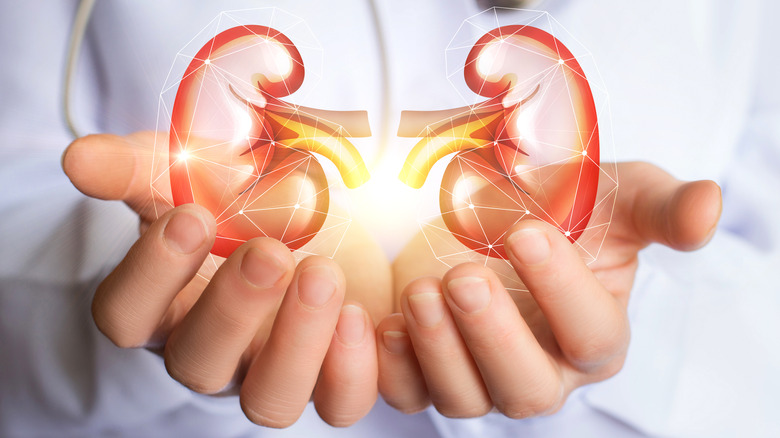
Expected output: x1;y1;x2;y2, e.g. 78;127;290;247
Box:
314;303;378;427
376;314;430;413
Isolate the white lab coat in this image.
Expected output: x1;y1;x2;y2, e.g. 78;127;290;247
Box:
0;1;778;437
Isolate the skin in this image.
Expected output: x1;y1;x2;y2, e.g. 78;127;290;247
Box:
62;132;392;428
381;162;722;417
63;132;722;425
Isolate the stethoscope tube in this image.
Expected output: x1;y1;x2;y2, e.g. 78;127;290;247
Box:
61;0;532;164
61;0;392;168
63;0;96;139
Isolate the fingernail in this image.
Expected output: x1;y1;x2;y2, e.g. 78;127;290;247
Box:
507;227;551;265
163;210;208;254
382;330;411;355
297;265;338;309
336;305;366;346
446;277;491;314
240;247;286;289
407;293;445;328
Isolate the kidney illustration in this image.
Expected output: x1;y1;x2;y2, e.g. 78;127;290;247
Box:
398;25;600;259
170;25;371;258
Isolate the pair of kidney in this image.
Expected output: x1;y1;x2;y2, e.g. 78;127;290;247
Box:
170;25;599;259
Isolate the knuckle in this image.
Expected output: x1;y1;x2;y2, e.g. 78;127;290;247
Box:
594;353;628;381
211;299;257;338
379;382;431;415
468;324;515;358
500;382;564;419
92;286;143;349
568;324;630;369
533;385;564;416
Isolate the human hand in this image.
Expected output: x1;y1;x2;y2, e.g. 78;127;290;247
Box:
379;162;722;418
63;133;392;427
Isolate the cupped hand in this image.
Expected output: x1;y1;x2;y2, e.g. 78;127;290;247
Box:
63;133;392;427
379;162;722;418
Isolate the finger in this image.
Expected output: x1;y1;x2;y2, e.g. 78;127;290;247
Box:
401;278;492;418
376;313;429;414
240;257;345;428
92;204;215;348
62;132;167;219
505;221;629;374
616;162;722;251
163;238;295;394
392;220;452;305
331;216;393;323
314;303;378;427
440;264;564;418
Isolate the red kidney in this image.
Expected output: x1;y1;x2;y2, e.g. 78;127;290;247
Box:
169;26;369;258
399;25;599;259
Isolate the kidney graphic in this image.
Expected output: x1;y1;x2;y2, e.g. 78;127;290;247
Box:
398;25;599;259
169;25;371;258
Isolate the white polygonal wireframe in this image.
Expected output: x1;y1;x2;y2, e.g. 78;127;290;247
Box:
415;8;618;292
151;8;354;273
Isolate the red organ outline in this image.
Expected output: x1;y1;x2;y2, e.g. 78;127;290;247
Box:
169;26;371;258
398;25;600;259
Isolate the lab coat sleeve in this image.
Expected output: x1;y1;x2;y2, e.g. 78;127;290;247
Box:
0;3;231;436
583;4;780;437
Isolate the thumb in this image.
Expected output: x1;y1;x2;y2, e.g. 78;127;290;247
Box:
62;132;169;219
618;162;722;251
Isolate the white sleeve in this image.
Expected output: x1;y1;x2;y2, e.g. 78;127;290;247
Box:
0;3;251;436
584;2;780;436
0;3;443;437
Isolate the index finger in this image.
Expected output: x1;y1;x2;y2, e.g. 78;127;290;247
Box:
504;220;629;375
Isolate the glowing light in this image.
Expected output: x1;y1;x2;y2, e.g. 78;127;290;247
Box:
452;176;488;205
393;20;610;263
514;164;532;175
264;40;294;79
166;24;371;259
513;105;537;142
476;40;503;78
231;102;254;146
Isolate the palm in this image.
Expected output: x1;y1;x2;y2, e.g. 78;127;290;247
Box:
64;131;394;329
387;161;721;415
